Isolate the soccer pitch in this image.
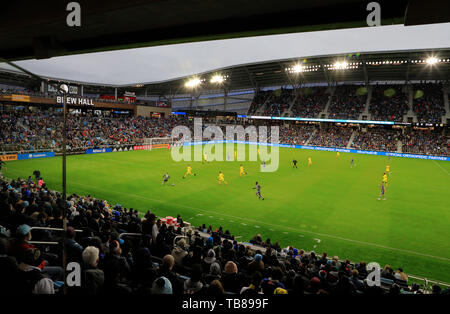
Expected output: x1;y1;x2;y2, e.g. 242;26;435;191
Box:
4;145;450;282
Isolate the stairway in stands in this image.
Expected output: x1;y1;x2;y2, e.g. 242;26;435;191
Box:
358;85;372;120
304;128;317;145
254;94;273;115
346;130;357;149
403;85;418;123
396;140;403;153
283;92;298;117
442;85;450;124
17;120;29;132
319;86;335;119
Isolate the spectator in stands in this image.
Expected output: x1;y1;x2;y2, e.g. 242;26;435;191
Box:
350;269;364;291
151;276;173;294
183;264;205;294
66;226;83;263
158;254;183;295
8;224;36;263
0;173;440;296
394;268;408;282
104;239;131;281
261;267;286;294
381;264;395;280
241;271;263;295
431;284;442;295
101;258;132;295
206;279;225;296
81;246;104;295
222;261;243;293
202;248;216;273
291;275;305;295
204;262;221;284
248;253;264;275
171;238;188;266
144;213;158;243
0;238;20;295
17;248;55;294
47;208;63;229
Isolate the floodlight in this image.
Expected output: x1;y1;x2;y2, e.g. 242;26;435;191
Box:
334;61;348;69
426;57;438;65
210;75;225;84
292;64;303;73
185;78;202;88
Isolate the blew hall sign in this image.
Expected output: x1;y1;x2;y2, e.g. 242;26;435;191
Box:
56;96;94;106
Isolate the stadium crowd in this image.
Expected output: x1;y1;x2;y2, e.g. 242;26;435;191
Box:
369;85;409;122
247;90;271;115
247;88;294;117
263;88;294;116
0;111;188;152
279;124;315;145
352;128;400;152
308;127;353;148
412;83;446;124
328;85;367;120
402;129;449;156
1;175;447;295
292;87;329;118
1;110;448;156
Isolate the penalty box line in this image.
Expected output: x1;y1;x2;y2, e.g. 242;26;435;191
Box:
68;181;450;263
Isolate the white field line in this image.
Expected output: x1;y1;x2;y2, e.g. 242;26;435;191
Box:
433;160;450;176
69;181;450;263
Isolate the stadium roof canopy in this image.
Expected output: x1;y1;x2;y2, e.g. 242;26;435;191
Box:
2;0;449;62
0;0;413;61
1;23;450;93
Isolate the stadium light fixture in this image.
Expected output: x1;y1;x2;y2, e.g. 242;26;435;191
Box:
292;64;303;73
333;61;348;70
185;77;202;88
426;57;439;65
210;74;225;84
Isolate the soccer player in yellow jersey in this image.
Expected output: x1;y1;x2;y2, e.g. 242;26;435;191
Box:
218;171;228;185
385;164;390;176
183;165;195;178
336;151;340;158
382;172;388;187
203;153;208;163
240;164;247;176
308;157;312;166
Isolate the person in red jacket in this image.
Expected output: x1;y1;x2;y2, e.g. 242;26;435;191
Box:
8;224;46;269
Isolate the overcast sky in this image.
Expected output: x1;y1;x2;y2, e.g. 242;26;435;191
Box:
2;23;450;86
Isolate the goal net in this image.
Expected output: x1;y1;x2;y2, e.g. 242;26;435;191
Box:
143;137;175;150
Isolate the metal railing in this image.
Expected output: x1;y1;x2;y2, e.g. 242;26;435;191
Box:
28;226;82;245
118;233;142;239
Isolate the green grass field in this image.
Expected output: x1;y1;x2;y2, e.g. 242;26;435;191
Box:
3;145;450;283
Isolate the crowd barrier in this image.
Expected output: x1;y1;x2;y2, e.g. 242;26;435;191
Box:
85;148;113;154
16;152;55;160
182;140;450;161
3;141;448;161
0;154;17;161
